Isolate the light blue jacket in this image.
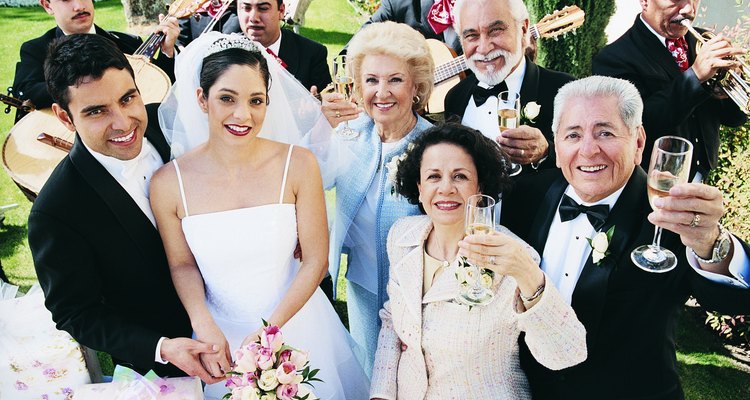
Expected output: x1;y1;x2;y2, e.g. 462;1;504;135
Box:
328;113;432;309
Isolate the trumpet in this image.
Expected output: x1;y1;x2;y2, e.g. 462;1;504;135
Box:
681;19;750;115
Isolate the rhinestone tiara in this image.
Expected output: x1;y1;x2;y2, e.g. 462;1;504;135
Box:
205;34;261;57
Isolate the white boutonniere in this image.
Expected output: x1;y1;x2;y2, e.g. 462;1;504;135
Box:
586;226;615;265
521;101;541;125
385;143;415;197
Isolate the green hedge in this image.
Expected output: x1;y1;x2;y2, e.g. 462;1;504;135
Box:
527;0;615;77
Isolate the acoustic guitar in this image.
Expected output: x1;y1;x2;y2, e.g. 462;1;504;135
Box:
1;0;209;201
426;5;585;114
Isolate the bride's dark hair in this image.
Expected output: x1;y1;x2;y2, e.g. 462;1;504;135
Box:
200;48;272;102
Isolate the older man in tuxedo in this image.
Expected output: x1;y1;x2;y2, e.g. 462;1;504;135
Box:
237;0;331;92
12;0;179;122
593;0;747;180
443;0;573;174
462;75;750;399
28;34;219;382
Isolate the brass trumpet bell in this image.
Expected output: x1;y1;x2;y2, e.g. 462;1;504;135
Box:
681;19;750;115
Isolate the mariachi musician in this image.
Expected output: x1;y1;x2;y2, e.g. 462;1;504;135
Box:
11;0;180;122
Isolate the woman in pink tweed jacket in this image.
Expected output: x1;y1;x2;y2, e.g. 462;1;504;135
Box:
370;124;587;400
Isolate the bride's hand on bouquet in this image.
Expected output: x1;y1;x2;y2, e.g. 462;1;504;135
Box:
459;232;544;297
240;327;263;348
321;92;361;128
195;323;232;380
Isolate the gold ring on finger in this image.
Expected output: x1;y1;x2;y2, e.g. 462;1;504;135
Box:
335;111;341;118
689;212;700;228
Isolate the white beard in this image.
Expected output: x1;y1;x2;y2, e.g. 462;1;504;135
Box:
466;40;524;86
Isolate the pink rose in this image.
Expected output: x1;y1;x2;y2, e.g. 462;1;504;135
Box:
235;343;260;373
276;384;298;400
278;349;292;363
289;350;309;369
261;325;284;352
275;361;302;385
225;374;243;389
256;346;276;370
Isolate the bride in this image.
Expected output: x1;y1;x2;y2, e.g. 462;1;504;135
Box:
150;33;369;399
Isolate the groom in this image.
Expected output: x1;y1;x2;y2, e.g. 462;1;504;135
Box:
497;76;750;399
28;34;219;382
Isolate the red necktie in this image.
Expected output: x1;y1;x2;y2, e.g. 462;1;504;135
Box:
666;37;689;72
266;48;287;69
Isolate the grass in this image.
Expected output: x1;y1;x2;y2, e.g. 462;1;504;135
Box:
1;0;748;396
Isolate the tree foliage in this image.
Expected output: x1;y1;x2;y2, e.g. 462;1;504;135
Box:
121;0;167;25
527;0;615;78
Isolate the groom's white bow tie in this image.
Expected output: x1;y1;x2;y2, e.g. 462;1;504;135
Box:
121;146;155;196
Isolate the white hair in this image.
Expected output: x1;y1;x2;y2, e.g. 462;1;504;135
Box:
552;76;644;135
453;0;529;34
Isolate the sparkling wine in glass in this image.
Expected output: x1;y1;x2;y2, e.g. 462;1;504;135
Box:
332;55;359;139
631;136;693;273
497;91;522;176
458;194;496;306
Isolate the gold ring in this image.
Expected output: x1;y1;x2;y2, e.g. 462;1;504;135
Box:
335;111;341;118
689;212;701;228
520;149;525;156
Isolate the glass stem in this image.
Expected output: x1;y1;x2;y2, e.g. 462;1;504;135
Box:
650;226;663;249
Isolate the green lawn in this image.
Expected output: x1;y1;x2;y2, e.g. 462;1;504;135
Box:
0;1;748;396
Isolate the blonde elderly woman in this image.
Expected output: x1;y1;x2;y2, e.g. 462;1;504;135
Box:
321;21;434;375
370;124;587;399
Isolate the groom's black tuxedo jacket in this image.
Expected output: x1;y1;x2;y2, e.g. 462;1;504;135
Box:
29;104;191;377
278;28;332;92
502;167;750;400
592;16;746;176
444;57;574;174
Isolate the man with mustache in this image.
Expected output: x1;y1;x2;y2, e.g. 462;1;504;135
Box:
12;0;179;122
237;0;331;93
444;0;573;174
593;0;747;181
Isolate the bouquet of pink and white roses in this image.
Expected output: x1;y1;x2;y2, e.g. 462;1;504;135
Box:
223;321;321;400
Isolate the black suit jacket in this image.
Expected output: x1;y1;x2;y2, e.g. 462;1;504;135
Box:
28;104;191;377
278;28;331;91
502;168;750;399
444;57;574;173
363;0;461;52
177;10;241;47
593;16;747;177
12;25;176;122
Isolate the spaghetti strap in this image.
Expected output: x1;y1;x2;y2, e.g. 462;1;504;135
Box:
173;160;190;217
278;145;294;204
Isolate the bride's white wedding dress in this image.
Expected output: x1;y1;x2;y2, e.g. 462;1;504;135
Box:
173;146;369;399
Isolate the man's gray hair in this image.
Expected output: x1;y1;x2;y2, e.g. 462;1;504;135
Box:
552;76;644;134
453;0;529;34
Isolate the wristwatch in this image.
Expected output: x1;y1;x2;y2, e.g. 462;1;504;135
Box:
691;224;732;264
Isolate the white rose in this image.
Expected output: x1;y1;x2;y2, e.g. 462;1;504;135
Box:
239;387;262;400
258;369;280;391
592;250;605;264
591;232;609;253
523;101;541;121
480;273;493;288
260;394;277;400
297;385;319;400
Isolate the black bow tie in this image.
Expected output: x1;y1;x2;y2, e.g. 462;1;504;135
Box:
558;194;610;231
472;80;509;106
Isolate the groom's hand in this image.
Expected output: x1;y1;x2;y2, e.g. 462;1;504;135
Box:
160;337;222;384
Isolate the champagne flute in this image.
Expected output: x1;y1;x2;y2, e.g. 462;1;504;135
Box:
497;91;522;176
458;194;496;306
631;136;693;273
332;55;359;139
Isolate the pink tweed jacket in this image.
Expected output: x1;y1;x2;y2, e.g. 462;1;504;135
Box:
370;215;587;400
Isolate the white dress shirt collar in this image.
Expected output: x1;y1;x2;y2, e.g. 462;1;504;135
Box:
267;32;282;56
640;14;668;48
82;138;163;226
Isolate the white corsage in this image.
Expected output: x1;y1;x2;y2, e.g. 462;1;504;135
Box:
586;226;615;265
385;143;414;197
521;101;541;124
